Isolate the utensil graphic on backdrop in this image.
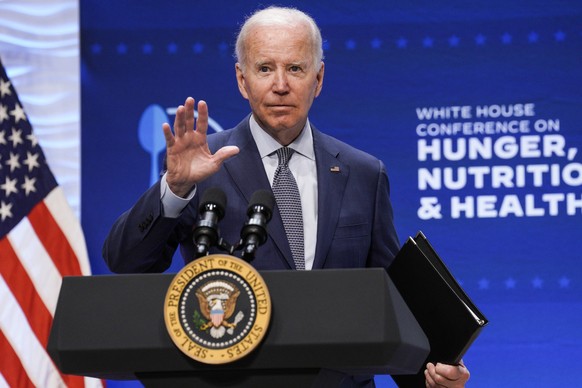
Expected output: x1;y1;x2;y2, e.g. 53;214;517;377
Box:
138;104;169;186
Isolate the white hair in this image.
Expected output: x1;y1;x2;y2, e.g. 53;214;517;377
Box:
235;6;324;72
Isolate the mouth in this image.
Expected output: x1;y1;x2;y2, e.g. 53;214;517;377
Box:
267;104;294;110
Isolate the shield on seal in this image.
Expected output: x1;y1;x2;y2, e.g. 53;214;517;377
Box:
210;299;225;327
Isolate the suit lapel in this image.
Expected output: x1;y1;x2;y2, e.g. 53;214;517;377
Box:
312;129;349;269
221;123;265;204
221;121;295;268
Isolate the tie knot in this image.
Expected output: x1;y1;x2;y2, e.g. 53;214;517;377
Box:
276;147;294;166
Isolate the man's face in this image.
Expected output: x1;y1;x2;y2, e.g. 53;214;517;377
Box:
236;24;324;145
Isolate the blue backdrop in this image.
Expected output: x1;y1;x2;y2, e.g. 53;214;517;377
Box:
80;1;582;386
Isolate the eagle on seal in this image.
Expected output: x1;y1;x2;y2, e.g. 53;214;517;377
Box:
196;280;242;339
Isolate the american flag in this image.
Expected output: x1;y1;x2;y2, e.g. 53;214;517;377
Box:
0;61;101;387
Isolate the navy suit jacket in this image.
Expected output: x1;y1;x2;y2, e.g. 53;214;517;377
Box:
103;117;400;274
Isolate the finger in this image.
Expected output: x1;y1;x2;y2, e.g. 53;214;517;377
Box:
162;122;174;146
437;361;470;385
173;104;186;137
196;100;209;135
426;363;449;388
435;363;462;381
184;97;195;133
424;368;436;387
213;145;240;164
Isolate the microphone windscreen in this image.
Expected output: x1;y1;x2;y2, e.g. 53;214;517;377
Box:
200;187;227;218
248;190;275;219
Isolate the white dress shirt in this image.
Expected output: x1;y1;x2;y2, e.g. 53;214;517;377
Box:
248;115;318;270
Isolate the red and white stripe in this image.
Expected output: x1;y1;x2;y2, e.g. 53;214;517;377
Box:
0;187;102;388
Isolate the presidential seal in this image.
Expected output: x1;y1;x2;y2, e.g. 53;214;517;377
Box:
164;254;271;364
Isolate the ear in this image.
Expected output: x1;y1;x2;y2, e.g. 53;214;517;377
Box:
235;63;249;100
314;61;325;98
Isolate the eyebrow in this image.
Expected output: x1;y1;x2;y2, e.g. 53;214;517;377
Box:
254;59;310;68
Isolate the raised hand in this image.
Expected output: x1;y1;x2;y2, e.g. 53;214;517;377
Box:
162;97;239;197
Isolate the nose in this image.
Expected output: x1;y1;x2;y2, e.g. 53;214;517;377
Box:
272;69;289;94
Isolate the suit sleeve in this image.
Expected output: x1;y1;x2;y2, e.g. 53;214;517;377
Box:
101;181;196;273
366;159;401;270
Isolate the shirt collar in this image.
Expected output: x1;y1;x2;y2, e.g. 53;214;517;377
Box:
249;114;315;161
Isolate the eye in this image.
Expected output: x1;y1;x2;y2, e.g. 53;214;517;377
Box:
259;66;270;73
289;65;302;72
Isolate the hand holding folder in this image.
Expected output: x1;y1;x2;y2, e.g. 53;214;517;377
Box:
388;232;488;387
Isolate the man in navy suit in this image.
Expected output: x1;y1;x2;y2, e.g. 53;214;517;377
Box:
103;6;469;388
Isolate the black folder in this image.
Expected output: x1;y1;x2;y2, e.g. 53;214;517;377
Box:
389;231;488;387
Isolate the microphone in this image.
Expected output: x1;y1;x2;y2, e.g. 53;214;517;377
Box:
240;190;275;261
193;187;227;258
